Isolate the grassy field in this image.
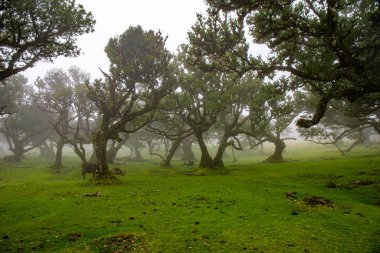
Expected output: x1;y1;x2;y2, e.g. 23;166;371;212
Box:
0;144;379;252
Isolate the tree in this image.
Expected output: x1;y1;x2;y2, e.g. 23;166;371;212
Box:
0;0;95;82
107;134;128;164
299;93;380;155
174;60;234;168
124;132;146;161
0;73;25;114
1;105;50;162
188;0;380;127
245;84;299;162
34;67;95;171
211;76;258;167
0;75;49;161
181;136;197;164
34;69;73;170
147;114;193;167
87;26;175;178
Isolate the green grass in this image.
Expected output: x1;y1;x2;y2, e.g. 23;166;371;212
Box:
0;145;379;252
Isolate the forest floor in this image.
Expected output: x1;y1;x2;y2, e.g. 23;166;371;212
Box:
0;145;379;252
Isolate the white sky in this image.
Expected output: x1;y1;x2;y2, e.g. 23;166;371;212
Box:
23;0;208;82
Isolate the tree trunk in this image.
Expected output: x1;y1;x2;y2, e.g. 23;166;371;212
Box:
213;135;229;168
134;146;144;160
73;145;87;164
265;138;286;162
6;139;24;162
181;138;196;162
164;138;170;157
38;142;55;158
231;147;237;162
12;146;24;162
92;131;110;178
107;138;127;163
53;140;64;171
194;130;214;168
163;138;183;167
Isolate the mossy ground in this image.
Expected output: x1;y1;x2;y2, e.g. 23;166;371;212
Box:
0;144;379;252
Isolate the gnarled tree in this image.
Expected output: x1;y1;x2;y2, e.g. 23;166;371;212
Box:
86;26;175;178
188;0;380;127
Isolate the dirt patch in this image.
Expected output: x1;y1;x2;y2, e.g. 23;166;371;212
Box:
94;233;147;252
304;196;334;207
350;179;374;186
68;232;83;242
327;179;375;189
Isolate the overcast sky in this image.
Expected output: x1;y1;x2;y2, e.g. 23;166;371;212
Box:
23;0;207;82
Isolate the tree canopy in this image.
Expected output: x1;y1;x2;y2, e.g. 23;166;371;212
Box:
0;0;95;82
188;0;380;127
87;25;175;177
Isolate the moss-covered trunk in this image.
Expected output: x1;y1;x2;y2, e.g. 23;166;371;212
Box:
265;138;286;162
92;131;110;178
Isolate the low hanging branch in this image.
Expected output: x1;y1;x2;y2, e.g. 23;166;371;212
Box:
229;136;243;151
141;138;165;163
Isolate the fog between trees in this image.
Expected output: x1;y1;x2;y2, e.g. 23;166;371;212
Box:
0;0;379;178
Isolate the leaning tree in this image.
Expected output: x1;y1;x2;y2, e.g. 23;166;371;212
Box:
187;0;380;128
86;26;175;178
298;92;380;155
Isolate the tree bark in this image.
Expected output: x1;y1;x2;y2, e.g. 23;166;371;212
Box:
213;135;229;168
5;138;23;162
134;146;144;160
231;147;237;162
163;138;183;167
53;140;65;171
73;144;87;164
194;130;214;168
12;146;24;162
265;138;286;162
92;131;110;178
107;138;128;163
181;138;196;162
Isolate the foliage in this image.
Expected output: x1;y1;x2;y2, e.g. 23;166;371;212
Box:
243;81;300;162
0;0;95;82
298;92;380;154
172;50;239;168
0;74;27;114
34;67;95;169
188;0;380;127
87;26;175;177
0;75;50;161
